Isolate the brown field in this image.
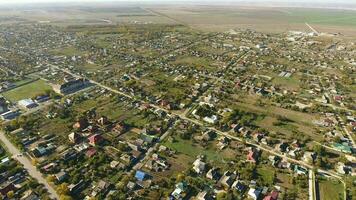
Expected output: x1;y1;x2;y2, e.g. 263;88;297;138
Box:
148;6;356;36
1;4;355;36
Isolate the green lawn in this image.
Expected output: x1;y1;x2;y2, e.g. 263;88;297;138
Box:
50;46;87;56
2;79;52;102
163;137;223;162
318;178;344;200
257;166;275;186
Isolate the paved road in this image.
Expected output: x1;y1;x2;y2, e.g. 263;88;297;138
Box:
309;169;316;200
0;131;59;199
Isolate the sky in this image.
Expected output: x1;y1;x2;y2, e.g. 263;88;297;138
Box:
0;0;355;6
0;0;354;3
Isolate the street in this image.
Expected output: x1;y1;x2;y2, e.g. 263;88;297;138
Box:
0;131;59;199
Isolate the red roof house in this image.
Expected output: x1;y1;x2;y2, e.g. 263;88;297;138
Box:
86;148;97;158
263;190;279;200
247;149;259;163
88;134;103;146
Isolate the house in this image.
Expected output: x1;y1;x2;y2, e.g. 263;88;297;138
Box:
112;122;128;136
68;132;81;143
247;149;259;163
333;143;352;154
217;136;229;150
276;142;289;152
18;99;38;109
248;187;262;200
73;118;89;130
0;97;8;114
126;181;137;191
336;162;352;175
294;165;307;175
88;134;103;146
193;158;206;174
203;115;218;124
0;183;16;196
1;157;10;165
86;148;97;158
219;171;237;188
302;152;317;164
42;162;57;172
196;190;213;200
91;180;111;197
97;116;109;126
68;180;86;194
135;170;147;181
171;181;188;200
232;180;247;193
263;190;279;200
20;190;40;200
31;143;56;158
34;95;50;103
55;171;67;182
206;168;220;181
0;110;20;120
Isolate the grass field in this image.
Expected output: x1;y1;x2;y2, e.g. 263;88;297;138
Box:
151;6;356;35
257;166;276;186
2;79;52;102
318;178;344;200
163;137;223;162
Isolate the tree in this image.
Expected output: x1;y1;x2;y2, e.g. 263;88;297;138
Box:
313;145;325;157
7;191;14;199
47;175;56;183
176;173;185;182
59;195;73;200
56;183;69;196
216;192;233;200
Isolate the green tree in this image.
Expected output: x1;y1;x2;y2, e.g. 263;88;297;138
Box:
56;183;69;196
7;191;14;199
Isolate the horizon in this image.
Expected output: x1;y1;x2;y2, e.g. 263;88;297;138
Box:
0;0;356;6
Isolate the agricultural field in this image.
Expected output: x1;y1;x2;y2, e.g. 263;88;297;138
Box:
150;6;356;35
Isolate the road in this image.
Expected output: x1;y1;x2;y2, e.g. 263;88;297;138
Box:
309;169;317;200
131;120;176;172
313;141;355;159
322;102;355;148
305;23;319;35
50;63;344;181
0;131;59;199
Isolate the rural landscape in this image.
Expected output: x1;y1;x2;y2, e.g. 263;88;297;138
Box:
0;0;355;200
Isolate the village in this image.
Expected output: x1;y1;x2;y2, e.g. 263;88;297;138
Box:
0;22;355;200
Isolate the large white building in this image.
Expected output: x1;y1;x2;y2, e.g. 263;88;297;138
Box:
52;78;90;95
18;99;38;109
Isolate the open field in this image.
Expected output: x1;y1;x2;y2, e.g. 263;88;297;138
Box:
1;79;52;102
0;5;355;35
0;6;176;26
149;6;356;35
317;177;344;200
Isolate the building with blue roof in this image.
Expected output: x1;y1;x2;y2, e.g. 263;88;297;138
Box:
135;170;147;181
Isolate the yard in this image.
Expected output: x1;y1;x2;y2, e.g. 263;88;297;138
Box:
163;137;226;162
318;178;344;200
2;79;52;102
